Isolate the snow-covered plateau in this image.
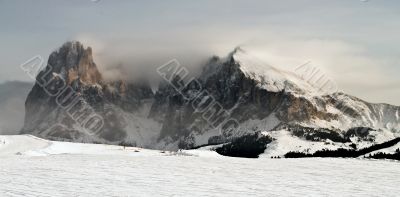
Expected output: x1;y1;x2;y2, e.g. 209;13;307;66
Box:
0;135;399;197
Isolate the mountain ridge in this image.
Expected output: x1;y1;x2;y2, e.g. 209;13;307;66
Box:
21;41;400;151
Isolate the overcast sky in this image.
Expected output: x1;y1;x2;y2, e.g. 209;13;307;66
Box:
0;0;399;105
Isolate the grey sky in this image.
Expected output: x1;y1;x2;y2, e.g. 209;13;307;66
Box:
0;0;399;105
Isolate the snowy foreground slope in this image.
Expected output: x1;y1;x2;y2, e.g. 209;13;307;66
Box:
1;135;399;197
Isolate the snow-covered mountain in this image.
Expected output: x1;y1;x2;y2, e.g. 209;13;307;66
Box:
22;41;400;152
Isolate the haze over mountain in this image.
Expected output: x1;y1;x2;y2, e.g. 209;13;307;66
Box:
1;1;400;105
21;41;400;153
0;81;32;134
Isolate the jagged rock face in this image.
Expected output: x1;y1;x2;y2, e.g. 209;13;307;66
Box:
150;57;286;147
22;42;154;144
47;42;102;85
203;58;285;121
22;41;400;149
103;80;154;112
277;94;338;123
148;58;330;147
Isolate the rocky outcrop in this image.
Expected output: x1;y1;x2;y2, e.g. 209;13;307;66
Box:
22;41;155;145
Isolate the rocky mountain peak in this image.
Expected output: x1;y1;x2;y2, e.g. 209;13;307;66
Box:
229;46;246;56
47;41;102;85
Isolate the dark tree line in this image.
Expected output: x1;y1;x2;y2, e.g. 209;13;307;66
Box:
276;124;375;143
216;132;273;158
367;148;400;161
285;137;400;159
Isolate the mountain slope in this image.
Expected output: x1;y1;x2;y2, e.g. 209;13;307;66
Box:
153;48;400;149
